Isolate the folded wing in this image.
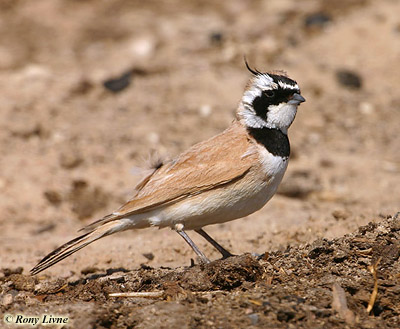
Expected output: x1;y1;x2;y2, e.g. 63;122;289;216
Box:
82;122;257;231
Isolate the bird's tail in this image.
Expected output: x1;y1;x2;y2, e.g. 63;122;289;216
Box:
30;221;122;275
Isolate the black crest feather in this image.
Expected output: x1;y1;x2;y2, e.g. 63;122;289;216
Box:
244;57;262;76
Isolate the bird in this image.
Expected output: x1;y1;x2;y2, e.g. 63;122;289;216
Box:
30;62;305;275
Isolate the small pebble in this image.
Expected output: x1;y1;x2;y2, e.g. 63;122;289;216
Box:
2;267;23;276
209;32;224;46
357;257;370;265
332;210;351;220
59;149;83;169
336;70;362;89
43;190;63;207
199;104;212;117
147;132;160;144
333;250;348;262
304;13;332;28
129;37;156;57
1;294;13;306
103;71;132;93
359;102;374;114
248;313;259;325
81;267;100;275
143;252;155;261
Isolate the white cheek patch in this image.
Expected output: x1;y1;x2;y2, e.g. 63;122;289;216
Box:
240;104;269;129
239;101;298;131
266;103;297;131
242;88;262;106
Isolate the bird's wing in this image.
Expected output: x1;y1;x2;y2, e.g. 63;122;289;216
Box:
82;122;257;231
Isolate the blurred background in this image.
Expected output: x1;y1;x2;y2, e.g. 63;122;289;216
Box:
1;0;399;276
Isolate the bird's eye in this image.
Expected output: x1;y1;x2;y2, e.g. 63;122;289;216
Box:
264;90;275;98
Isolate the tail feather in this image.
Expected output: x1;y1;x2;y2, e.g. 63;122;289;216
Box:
78;212;120;233
30;223;117;275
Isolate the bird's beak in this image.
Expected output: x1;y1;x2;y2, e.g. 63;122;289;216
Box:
288;93;306;105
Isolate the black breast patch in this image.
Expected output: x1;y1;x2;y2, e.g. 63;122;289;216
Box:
247;127;290;158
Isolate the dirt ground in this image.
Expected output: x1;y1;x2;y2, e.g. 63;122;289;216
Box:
1;0;399;328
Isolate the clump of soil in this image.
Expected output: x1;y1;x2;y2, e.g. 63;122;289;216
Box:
2;214;399;328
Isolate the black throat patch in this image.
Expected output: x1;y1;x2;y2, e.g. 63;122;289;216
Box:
247;127;290;158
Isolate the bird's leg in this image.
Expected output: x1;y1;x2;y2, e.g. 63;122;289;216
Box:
195;228;234;259
176;230;210;264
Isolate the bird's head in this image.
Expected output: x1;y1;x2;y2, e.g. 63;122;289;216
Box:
238;62;305;133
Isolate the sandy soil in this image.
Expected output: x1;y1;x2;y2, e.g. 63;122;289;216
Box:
1;0;399;328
